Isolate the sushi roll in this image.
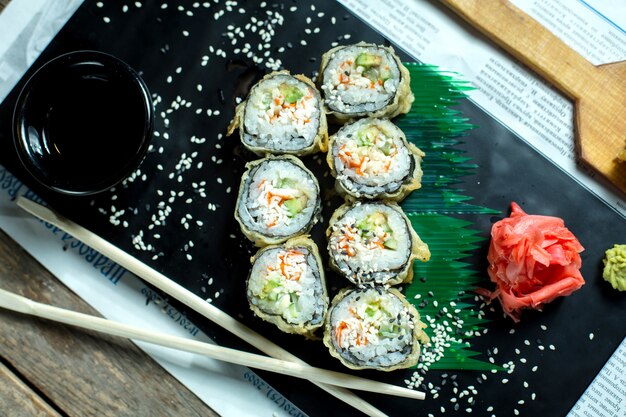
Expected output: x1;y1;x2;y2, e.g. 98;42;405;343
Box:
319;42;414;123
247;235;328;337
235;155;321;247
323;286;429;371
227;71;328;155
327;117;424;201
327;201;430;285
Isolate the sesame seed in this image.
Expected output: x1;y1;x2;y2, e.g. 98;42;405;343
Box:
589;332;594;340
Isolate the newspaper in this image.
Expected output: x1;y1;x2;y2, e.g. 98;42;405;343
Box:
1;0;625;416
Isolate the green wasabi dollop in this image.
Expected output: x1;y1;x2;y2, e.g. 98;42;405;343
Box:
602;244;626;291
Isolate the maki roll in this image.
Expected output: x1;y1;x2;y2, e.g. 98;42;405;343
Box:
227;71;328;155
327;201;430;285
247;235;328;337
235;155;321;247
319;42;414;123
327;118;424;201
324;286;429;371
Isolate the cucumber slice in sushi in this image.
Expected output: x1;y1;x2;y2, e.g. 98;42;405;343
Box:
327;201;430;285
319;42;414;123
236;155;321;247
247;236;328;337
324;286;429;371
227;71;328;156
327;117;424;201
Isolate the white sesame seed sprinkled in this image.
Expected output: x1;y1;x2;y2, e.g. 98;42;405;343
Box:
589;332;594;340
103;16;111;23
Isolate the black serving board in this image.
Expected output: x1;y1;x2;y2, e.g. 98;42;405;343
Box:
0;1;624;416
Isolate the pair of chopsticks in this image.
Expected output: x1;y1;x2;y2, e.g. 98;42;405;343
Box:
6;196;425;417
0;288;420;401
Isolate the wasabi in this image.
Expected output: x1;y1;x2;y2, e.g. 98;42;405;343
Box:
603;244;626;291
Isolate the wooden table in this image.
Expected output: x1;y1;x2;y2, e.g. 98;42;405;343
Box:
0;1;219;415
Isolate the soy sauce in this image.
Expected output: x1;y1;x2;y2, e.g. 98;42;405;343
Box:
14;52;153;195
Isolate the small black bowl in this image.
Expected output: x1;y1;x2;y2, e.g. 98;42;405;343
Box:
12;50;154;196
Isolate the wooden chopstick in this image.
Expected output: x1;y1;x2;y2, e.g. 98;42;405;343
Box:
0;288;424;401
16;197;410;416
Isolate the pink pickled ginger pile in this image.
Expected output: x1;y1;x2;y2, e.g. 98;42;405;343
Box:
482;202;585;322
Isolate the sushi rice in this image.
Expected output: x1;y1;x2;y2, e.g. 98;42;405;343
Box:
247;235;328;337
328;117;424;201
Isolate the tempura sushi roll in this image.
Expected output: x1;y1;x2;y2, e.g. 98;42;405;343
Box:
227;71;328;155
319;42;414;123
324;286;429;371
327;118;424;201
235;155;321;247
327;201;430;285
247;236;328;337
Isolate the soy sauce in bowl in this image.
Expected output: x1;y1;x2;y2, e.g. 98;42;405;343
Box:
13;51;153;196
